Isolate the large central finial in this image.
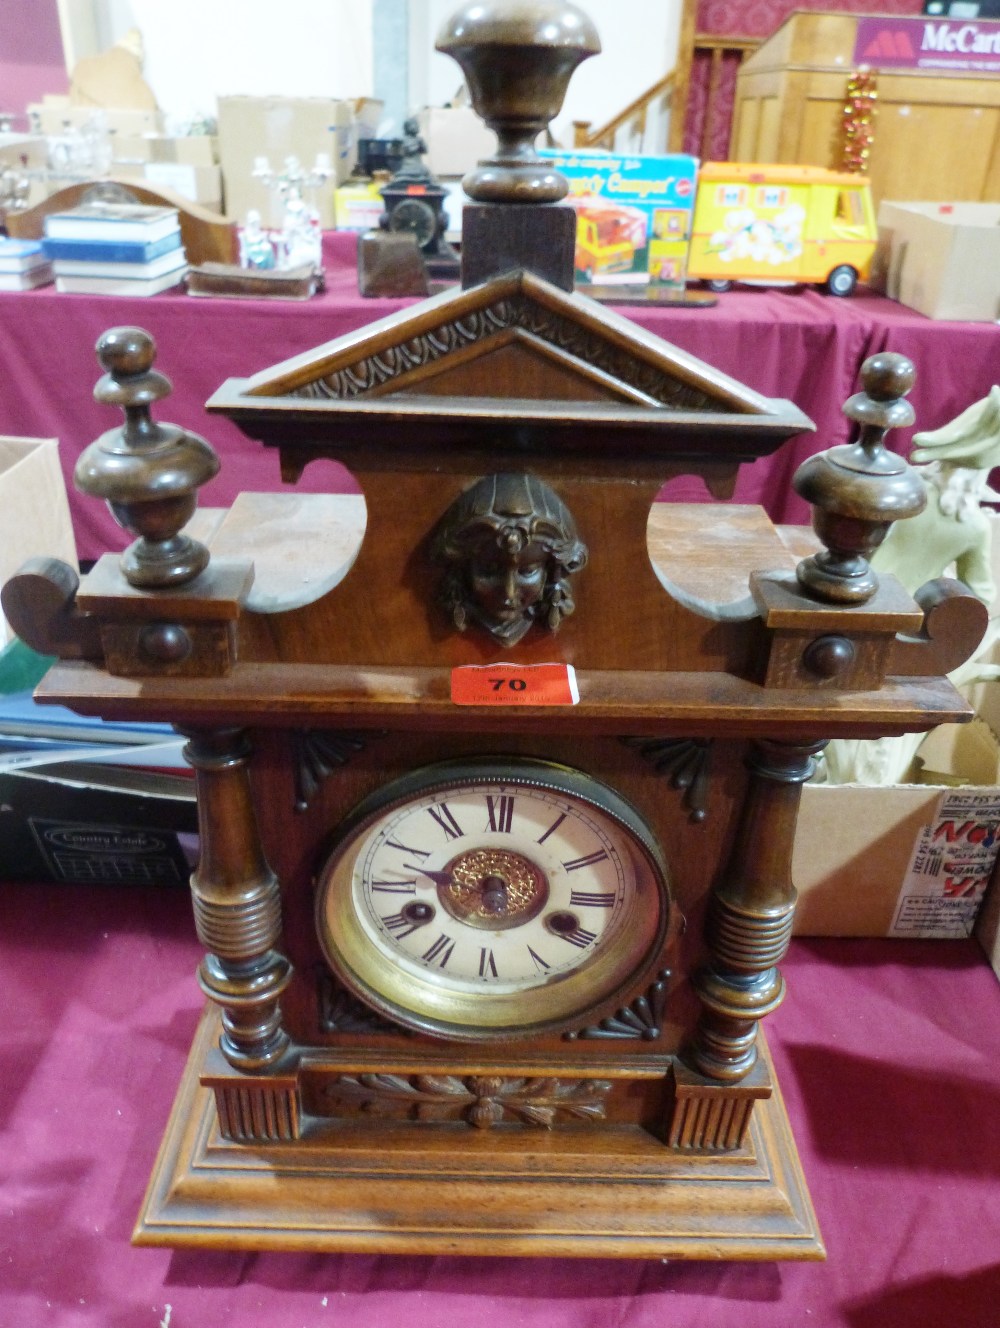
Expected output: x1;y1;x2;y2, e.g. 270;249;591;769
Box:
437;1;600;205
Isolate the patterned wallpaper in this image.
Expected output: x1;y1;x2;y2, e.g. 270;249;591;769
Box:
686;0;923;159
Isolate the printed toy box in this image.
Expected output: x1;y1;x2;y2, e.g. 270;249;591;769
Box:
539;151;698;289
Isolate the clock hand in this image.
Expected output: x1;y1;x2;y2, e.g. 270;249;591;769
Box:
404;863;456;887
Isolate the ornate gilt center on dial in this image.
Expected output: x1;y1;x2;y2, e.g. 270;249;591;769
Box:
440;847;548;930
315;759;671;1040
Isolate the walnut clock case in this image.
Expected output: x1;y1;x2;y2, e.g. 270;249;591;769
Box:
3;0;987;1261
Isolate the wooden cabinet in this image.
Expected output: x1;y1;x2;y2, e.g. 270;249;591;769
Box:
732;11;1000;207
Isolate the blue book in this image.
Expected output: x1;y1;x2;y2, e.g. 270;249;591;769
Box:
0;238;44;259
0;238;48;274
42;231;183;264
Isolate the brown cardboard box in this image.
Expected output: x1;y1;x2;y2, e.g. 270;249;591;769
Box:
976;860;1000;980
112;135;218;167
28;98;164;137
793;719;1000;939
0;133;47;172
0;133;49;208
871;201;1000;321
0;437;77;649
793;503;1000;946
217;96;361;229
142;162;223;212
417;107;495;180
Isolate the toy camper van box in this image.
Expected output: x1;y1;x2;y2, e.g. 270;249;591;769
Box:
689;162;877;296
539;151;699;289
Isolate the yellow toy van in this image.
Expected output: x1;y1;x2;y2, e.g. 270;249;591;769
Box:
688;163;877;296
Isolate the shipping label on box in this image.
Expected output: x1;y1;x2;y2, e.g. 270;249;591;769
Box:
539;151;698;288
794;718;1000;938
891;788;1000;938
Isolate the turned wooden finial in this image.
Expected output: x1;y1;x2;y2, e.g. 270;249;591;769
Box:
75;326;220;589
792;352;926;604
436;1;600;204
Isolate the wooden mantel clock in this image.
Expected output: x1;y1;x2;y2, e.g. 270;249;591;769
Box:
4;1;987;1261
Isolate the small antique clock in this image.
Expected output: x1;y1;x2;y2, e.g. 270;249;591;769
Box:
361;114;460;292
3;0;985;1260
314;758;671;1040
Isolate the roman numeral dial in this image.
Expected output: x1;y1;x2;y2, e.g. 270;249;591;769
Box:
315;760;670;1040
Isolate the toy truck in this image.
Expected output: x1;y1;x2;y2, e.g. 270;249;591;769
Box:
687;162;878;296
573;202;648;281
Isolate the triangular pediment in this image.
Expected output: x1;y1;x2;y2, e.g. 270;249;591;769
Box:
207;269;814;471
217;270;775;412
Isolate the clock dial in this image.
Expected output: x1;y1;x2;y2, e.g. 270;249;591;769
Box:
315;759;670;1040
388;197;437;247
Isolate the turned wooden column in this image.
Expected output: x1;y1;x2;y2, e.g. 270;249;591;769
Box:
691;738;825;1081
184;727;292;1071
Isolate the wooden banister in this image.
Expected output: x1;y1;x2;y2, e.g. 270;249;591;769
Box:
572;71;675;152
571;28;761;161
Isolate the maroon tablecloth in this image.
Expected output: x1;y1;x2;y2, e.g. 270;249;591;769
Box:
2;232;998;564
2;877;999;1327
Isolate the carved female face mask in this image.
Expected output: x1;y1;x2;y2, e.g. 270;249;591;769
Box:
433;472;587;646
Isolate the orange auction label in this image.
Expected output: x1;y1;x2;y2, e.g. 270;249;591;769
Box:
451;663;579;707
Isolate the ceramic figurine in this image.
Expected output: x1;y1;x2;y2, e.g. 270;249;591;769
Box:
278;193;322;270
239;209;276;269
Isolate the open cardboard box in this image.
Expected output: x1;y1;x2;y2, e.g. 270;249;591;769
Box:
870;201;1000;321
792;505;1000;979
793;718;1000;940
217;96;382;228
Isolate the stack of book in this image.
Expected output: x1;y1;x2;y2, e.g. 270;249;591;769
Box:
0;238;54;291
42;201;188;296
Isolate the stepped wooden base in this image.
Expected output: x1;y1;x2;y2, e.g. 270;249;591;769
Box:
134;1006;824;1260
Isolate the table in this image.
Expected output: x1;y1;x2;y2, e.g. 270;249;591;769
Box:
2;877;998;1327
1;232;998;564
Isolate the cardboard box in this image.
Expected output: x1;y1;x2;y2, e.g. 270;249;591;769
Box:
871;201;1000;321
0;438;77;650
0;133;47;173
112;134;218;167
0;765;196;887
538;150;699;289
976;856;1000;980
783;501;1000;945
28;98;164;137
142;161;223;212
0;133;49;208
417;106;495;180
334;178;384;232
217;96;362;229
793;719;1000;939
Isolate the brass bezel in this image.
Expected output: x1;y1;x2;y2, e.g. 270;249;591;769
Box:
315;757;672;1041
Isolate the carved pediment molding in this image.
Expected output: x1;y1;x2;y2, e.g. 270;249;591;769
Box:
227;271;787;419
290;287;720;412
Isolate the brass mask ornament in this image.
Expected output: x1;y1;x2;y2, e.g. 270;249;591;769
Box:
433;472;588;645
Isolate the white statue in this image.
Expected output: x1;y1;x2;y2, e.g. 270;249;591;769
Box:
278;191;322;270
239;209;276;269
818;386;1000;786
